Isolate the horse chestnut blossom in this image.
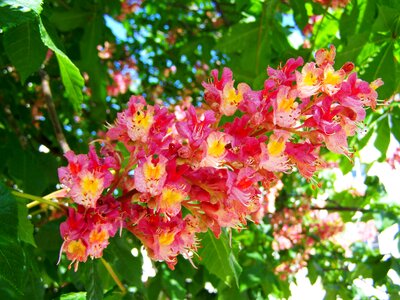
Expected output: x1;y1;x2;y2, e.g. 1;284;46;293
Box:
57;46;382;271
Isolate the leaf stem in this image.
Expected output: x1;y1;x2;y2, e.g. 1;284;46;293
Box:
100;258;127;295
12;190;61;209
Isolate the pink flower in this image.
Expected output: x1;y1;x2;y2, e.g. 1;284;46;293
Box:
58;146;115;208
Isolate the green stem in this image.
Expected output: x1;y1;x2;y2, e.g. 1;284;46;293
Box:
12;190;62;209
100;258;127;295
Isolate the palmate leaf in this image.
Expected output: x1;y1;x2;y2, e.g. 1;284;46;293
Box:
199;231;242;287
0;183;24;293
17;203;36;247
38;17;84;111
3;20;47;82
0;6;35;28
85;260;103;300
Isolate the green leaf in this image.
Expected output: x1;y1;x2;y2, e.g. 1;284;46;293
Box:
38;17;84;111
85;260;104;300
3;20;47;82
0;0;43;15
390;106;400;143
103;236;143;288
17;203;36;247
49;8;91;32
339;157;353;175
60;292;87;300
0;5;36;28
363;42;397;99
289;0;308;29
198;231;242;287
0;183;24;293
79;14;107;104
7;148;58;195
373;115;390;161
355;128;374;152
372;258;392;284
0;183;18;239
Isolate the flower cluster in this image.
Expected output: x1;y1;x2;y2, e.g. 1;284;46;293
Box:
312;0;350;9
271;205;344;279
57;45;381;271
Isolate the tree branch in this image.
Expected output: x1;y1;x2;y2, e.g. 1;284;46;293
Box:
40;69;71;154
310;206;374;213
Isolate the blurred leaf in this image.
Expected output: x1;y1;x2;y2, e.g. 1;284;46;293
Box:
372;258;392;284
289;0;308;29
373;115;390;161
390;106;400;143
49;8;91;32
199;231;242;287
3;20;47;82
17;203;36;247
339;157;353;175
79;13;107;104
60;292;87;300
38;17;84;111
355;128;374;152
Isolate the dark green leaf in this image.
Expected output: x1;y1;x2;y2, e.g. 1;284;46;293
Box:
390;106;400;143
198;231;242;287
0;6;36;28
0;183;24;293
372;258;392;284
85;260;103;300
3;20;47;82
49;9;91;32
103;236;143;288
17;203;36;247
38;17;84;111
0;0;43;15
79;14;107;104
289;0;308;29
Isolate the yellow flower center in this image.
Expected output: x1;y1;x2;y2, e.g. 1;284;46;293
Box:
278;97;296;112
161;188;185;206
81;175;102;197
159;232;175;246
209;139;226;157
133;110;153;131
89;228;108;244
144;162;164;181
324;70;341;85
224;87;243;105
268;137;286;156
303;72;318;86
67;240;86;258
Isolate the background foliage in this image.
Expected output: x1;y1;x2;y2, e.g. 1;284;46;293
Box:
0;0;399;299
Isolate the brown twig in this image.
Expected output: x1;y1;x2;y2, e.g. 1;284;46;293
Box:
40;69;71;154
310;206;374;213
